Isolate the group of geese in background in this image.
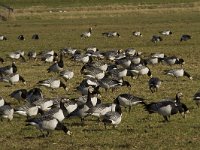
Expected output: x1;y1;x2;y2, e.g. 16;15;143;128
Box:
0;28;197;138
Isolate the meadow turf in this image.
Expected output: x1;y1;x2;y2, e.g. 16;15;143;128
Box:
0;1;200;149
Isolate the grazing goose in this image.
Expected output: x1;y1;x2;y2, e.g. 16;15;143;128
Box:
81;27;92;38
101;103;122;129
180;34;191;41
0;73;26;85
159;30;172;35
133;31;142;37
60;99;78;116
148;77;162;93
26;116;71;137
144;92;189;122
10;89;27;103
47;53;64;73
102;32;120;37
60;70;74;81
41;107;65;122
151;35;163;43
129;64;152;78
102;50;121;61
0;62;17;75
40;50;58;63
26;88;43;103
114;94;145;112
164;68;193;80
82;66;105;80
0;35;7;40
18;35;25;40
32;34;39;40
32;98;54;111
27;51;37;60
108;68;127;78
193;90;200;107
0;102;14;121
162;56;185;66
82;61;108;72
37;78;68;91
14;103;41;119
8;51;26;62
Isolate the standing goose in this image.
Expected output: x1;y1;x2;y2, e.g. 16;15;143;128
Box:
164;68;193;80
102;32;120;37
81;27;92;38
144;92;189;122
114;94;145;112
26;116;71;137
193;90;200;107
41;107;65;122
101;103;122;129
148;77;162;93
47;53;64;73
37;78;68;91
0;73;26;85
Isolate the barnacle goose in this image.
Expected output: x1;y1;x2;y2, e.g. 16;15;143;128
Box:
159;30;172;35
32;98;54;111
26;88;43;103
102;32;120;37
26;116;71;137
8;51;26;62
0;97;5;107
164;68;193;80
180;35;191;41
0;102;14;121
0;35;7;40
144;92;189;122
193;90;200;107
148;77;162;93
114;93;145;112
133;31;142;37
18;35;25;40
39;50;58;63
0;62;17;75
60;70;74;81
0;73;26;85
162;56;185;66
37;78;68;91
10;89;27;103
32;34;39;40
47;53;64;73
81;27;92;38
151;35;163;43
129;63;152;78
27;51;37;60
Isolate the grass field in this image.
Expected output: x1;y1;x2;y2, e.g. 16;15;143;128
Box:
0;1;200;149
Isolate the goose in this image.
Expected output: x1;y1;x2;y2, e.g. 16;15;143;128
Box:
39;50;58;63
81;27;92;38
193;90;200;107
148;77;162;93
26;88;43;103
26;116;71;137
0;35;7;40
108;68;128;78
9;89;27;103
41;107;65;122
32;34;39;40
133;31;142;37
180;34;191;41
0;73;26;85
47;53;64;73
60;99;78;116
27;51;37;60
0;62;17;75
37;78;68;91
150;52;166;59
151;35;163;43
60;47;77;56
101;103;122;129
129;55;142;65
0;103;14;121
124;48;136;56
162;56;185;66
159;30;172;36
164;68;193;80
60;70;74;81
0;97;5;107
8;51;26;62
82;61;108;72
18;35;25;40
82;65;105;80
144;92;189;121
129;64;152;78
14;103;42;119
32;98;54;111
145;56;162;65
114;94;145;112
115;57;132;68
102;32;120;37
101;50;121;61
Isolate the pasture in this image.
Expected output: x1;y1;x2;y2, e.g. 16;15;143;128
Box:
0;1;200;149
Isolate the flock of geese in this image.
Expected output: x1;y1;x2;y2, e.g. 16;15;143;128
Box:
0;27;197;138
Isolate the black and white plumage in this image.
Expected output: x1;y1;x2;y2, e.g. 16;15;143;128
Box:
47;53;64;73
151;35;163;43
133;31;142;37
114;94;145;112
26;88;43;103
180;35;191;41
0;73;26;85
8;51;26;62
193;90;200;107
82;66;105;80
60;99;78;116
108;68;128;78
37;78;68;91
144;92;189;121
27;51;37;60
18;35;25;40
162;56;185;66
0;103;14;121
10;89;27;103
60;70;74;81
0;62;17;75
81;27;92;38
129;64;152;78
164;68;193;80
41;107;65;122
32;98;54;111
148;77;162;93
40;50;58;63
32;34;39;40
0;35;7;40
159;30;172;36
102;32;120;37
26;116;71;137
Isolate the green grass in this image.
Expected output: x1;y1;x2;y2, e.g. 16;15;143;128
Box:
0;2;200;150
